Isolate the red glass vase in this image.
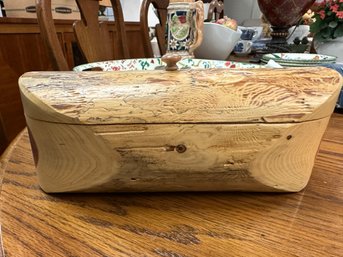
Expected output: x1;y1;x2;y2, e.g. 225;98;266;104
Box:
258;0;315;44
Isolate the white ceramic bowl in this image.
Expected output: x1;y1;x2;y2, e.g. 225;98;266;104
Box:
194;22;242;60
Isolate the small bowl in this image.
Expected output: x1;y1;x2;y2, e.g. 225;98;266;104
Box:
194;22;242;60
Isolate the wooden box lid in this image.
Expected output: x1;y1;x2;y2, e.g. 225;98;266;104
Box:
19;68;342;125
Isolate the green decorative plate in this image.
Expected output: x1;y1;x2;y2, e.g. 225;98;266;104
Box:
261;53;336;67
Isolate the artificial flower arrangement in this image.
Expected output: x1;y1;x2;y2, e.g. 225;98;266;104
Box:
215;16;238;31
310;0;343;41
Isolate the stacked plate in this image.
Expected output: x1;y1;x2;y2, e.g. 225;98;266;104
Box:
261;53;337;67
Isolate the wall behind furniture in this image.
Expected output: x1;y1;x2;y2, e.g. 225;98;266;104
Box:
106;0;160;26
108;0;210;25
224;0;261;25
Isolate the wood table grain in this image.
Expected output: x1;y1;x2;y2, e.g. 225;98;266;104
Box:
1;113;343;257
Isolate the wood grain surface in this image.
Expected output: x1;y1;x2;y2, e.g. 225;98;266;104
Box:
25;116;330;192
18;68;342;192
19;68;342;124
0;113;342;256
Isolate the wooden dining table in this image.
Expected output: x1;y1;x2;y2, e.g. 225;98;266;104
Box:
0;113;342;257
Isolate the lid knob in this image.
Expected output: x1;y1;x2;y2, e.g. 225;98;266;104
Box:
161;54;182;71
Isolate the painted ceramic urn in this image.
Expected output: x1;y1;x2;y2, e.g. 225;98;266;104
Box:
258;0;315;43
165;0;204;57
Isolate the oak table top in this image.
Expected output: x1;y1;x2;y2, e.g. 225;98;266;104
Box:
1;113;343;257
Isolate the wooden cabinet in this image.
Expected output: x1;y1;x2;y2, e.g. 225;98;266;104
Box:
0;17;145;154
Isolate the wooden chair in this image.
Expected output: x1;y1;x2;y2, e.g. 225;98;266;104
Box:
206;0;224;22
140;0;169;58
73;0;129;62
108;0;130;59
36;0;69;71
37;0;129;70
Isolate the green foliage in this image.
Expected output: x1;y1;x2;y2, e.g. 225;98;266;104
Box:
310;14;326;34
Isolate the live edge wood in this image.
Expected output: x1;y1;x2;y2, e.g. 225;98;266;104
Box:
19;68;342;192
0;113;343;257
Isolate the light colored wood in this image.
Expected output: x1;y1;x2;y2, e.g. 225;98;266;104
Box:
26;116;329;192
0;113;343;256
19;68;342;124
18;68;342;192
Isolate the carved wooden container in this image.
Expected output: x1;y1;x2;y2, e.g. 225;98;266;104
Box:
19;68;342;193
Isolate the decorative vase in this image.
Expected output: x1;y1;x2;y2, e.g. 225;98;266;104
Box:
314;37;343;63
257;0;315;44
165;0;204;58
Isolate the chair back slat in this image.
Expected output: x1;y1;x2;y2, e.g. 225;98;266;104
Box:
74;0;130;62
74;0;114;62
140;0;169;58
36;0;70;71
111;0;130;58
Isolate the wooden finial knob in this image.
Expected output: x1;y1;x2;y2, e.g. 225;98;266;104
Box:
161;54;182;71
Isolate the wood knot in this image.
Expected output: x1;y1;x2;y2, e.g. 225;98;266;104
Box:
176;144;187;153
165;144;187;153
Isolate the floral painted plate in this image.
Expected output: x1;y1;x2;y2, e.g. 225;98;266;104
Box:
73;58;262;71
261;53;336;66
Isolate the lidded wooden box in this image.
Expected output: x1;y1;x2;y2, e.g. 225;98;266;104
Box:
19;68;342;193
